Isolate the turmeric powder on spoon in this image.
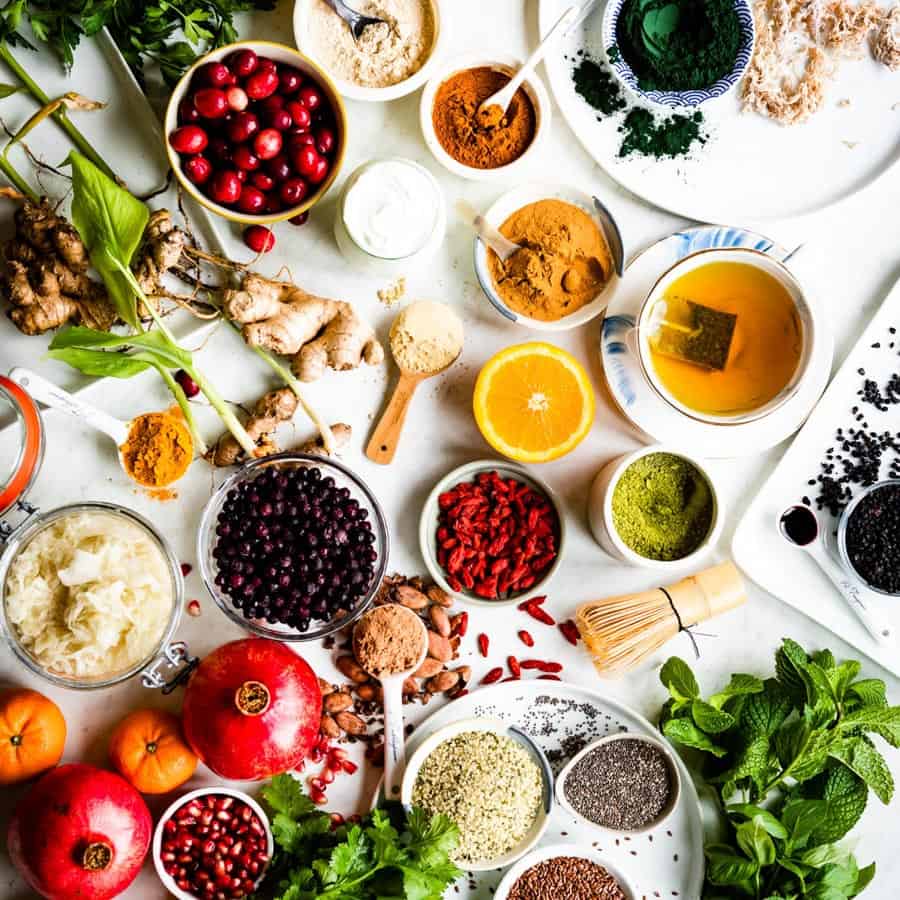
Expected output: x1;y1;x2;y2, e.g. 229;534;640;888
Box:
120;412;193;488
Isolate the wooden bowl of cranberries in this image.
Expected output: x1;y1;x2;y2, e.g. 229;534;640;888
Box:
165;40;346;231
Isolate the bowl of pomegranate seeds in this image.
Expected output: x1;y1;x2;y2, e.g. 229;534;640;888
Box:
153;788;273;899
419;460;565;606
164;40;346;225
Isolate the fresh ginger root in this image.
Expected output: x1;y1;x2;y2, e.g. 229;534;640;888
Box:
206;386;352;466
223;273;384;381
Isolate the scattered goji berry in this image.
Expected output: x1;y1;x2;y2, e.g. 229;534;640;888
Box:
521;659;563;673
559;619;580;645
508;655;521;677
518;629;534;647
538;674;562;681
478;633;489;657
522;604;556;626
481;667;504;684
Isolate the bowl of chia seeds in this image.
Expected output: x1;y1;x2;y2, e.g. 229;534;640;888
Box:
494;843;637;900
554;732;681;836
838;480;900;596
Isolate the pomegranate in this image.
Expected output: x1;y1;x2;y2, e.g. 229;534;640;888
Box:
182;638;321;779
8;764;151;900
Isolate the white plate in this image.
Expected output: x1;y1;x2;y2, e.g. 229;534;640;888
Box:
733;276;900;677
539;0;900;222
403;679;705;898
600;225;834;457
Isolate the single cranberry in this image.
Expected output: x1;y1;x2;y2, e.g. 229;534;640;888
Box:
193;88;228;118
226;86;248;111
280;176;308;206
197;61;231;88
315;127;335;155
266;154;292;182
227;111;259;143
245;69;279;101
278;67;303;94
308;156;330;184
232;145;260;171
237;185;267;214
183;155;213;185
257;95;285;117
244;225;276;253
286;101;311;131
175;369;201;397
207;137;232;164
209;170;242;205
228;49;258;78
256;57;277;74
297;85;323;112
178;98;200;124
253;128;283;160
289;211;310;226
169;125;208;154
252;171;275;191
267;108;293;131
292;145;319;179
289;132;316;152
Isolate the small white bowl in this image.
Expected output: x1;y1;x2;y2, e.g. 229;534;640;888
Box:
152;787;274;899
293;0;448;102
419;53;551;182
401;717;553;872
493;842;638;900
555;732;681;836
472;182;622;331
419;459;566;606
587;444;723;571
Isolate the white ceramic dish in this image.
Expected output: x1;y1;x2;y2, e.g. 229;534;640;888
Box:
588;444;724;571
539;0;900;221
472;182;621;331
600;225;834;457
637;247;816;425
400;716;554;872
733;275;900;677
293;0;447;102
419;53;551;182
554;732;681;836
418;459;565;606
494;842;638;900
152;788;274;899
404;680;705;897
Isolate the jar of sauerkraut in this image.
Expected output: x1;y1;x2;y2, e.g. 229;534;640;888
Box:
0;375;194;691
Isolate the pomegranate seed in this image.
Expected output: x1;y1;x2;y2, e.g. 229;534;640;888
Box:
187;599;202;616
518;629;534;647
477;633;489;657
341;759;358;774
310;787;328;804
320;767;335;785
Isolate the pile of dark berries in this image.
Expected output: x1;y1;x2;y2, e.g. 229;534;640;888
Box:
212;464;378;630
845;483;900;594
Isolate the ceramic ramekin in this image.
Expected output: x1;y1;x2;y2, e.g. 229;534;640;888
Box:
588;444;724;571
164;40;347;225
602;0;756;109
419;53;551;182
837;479;900;597
293;0;448;102
400;717;554;872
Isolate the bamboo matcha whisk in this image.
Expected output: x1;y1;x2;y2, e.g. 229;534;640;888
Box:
576;561;747;677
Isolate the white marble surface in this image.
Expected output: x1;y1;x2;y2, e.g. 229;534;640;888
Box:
2;1;900;897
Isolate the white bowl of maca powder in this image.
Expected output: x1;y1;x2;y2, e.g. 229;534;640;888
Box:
294;0;448;102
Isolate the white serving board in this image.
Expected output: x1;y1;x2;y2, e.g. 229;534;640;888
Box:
733;277;900;676
405;680;705;899
539;0;900;222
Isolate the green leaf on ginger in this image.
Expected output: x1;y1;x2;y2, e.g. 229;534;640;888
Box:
692;700;736;734
662;717;727;757
48;326;192;371
727;804;788;839
44;347;153;378
736;818;777;867
660;656;699;702
829;738;894;804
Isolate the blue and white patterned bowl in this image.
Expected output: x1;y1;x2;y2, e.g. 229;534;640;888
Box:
601;0;756;109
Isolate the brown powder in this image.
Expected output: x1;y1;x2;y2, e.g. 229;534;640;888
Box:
431;67;536;169
353;604;424;676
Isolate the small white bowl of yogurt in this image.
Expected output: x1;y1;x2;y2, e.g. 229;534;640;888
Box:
334;157;446;276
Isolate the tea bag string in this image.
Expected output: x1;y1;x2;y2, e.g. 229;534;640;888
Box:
659;587;716;659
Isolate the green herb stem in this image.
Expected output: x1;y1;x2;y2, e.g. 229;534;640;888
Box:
0;151;36;200
154;363;208;455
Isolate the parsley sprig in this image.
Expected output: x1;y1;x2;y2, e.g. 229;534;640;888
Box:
259;774;463;900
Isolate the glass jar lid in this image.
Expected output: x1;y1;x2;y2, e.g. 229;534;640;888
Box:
0;375;44;517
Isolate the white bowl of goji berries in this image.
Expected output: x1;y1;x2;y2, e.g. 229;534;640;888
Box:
419;460;565;607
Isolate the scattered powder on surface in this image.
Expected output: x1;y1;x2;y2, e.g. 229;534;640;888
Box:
305;0;435;88
378;277;407;306
353;604;424;676
389;300;464;374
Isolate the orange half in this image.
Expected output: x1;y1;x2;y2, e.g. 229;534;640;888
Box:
473;342;595;463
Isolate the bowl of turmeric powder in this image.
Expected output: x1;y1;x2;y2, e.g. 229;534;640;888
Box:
472;183;622;330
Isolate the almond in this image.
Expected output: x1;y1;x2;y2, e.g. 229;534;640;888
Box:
455;665;472;685
426;670;460;693
402;677;419;696
318;677;335;696
356;683;378;702
320;714;340;738
427;630;453;662
324;691;353;714
414;657;444;679
428;605;451;637
427;584;453;607
336;655;370;684
334;711;367;735
394;585;430;610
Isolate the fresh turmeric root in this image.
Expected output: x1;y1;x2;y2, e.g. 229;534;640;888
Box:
223;273;384;382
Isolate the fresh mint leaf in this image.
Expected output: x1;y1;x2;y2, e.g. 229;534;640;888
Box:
801;843;850;868
811;649;837;671
662;717;727;757
727;804;788;839
781;799;827;849
710;673;765;709
742;679;794;739
660;656;699;702
810;767;868;844
692;700;735;734
828;660;861;702
705;846;759;887
847;679;887;710
840;707;900;748
737;818;777;867
829;738;894;804
854;862;876;895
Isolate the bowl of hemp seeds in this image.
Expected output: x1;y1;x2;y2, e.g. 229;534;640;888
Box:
401;717;553;871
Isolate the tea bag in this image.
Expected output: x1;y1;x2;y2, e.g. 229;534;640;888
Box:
648;296;737;371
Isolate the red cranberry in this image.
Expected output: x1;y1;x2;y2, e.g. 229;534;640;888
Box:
264;194;283;214
244;225;275;253
308;156;330;184
209;170;242;205
253;128;283;161
193;88;228;119
169;125;208;154
256;57;277;74
286;101;311;131
245;69;279;101
237;185;267;214
183;155;213;185
315;127;335;155
232;145;260;171
235;169;248;183
175;369;201;397
178;98;200;124
257;95;285;117
252;172;275;191
279;177;308;206
198;61;231;88
227;111;259;143
267;108;293;131
265;154;292;182
289;132;316;152
228;49;258;78
289;211;310;226
226;86;248;111
297;85;323;111
278;67;303;94
207;137;232;164
292;145;319;179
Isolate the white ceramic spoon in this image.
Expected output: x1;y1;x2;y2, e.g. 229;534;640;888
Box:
456;200;521;262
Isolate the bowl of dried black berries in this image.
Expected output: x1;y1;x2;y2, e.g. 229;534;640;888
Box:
198;452;389;641
838;480;900;596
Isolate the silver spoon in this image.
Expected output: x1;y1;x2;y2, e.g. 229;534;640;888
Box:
325;0;387;41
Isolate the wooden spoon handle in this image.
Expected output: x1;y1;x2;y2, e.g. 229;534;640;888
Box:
366;372;423;465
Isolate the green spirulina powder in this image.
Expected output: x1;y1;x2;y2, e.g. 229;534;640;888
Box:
616;0;741;91
612;452;713;560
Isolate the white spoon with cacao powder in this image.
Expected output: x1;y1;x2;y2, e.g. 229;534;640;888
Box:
353;604;429;798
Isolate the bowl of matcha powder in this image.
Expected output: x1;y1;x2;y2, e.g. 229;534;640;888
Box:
588;445;723;569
